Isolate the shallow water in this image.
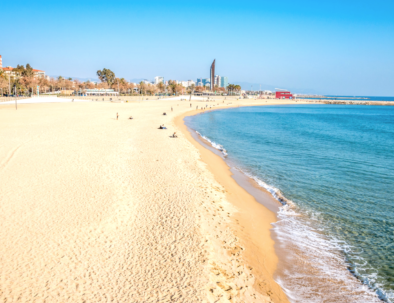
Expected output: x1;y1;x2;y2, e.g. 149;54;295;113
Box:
185;105;394;302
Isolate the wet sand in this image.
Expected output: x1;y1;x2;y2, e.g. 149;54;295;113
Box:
0;98;300;302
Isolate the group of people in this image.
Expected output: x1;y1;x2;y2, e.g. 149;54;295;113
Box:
116;113;133;120
116;107;178;138
158;124;177;138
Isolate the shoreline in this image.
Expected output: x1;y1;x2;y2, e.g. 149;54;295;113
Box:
175;103;389;303
1;99;388;301
174;105;294;302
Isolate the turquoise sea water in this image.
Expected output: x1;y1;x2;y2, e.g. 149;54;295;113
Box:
304;96;394;102
185;105;394;302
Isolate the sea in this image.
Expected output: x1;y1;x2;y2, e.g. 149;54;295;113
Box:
303;96;394;102
185;104;394;303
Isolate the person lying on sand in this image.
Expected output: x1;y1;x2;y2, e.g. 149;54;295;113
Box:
163;112;167;115
159;125;167;129
129;116;133;120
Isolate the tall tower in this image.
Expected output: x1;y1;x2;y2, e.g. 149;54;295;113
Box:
210;59;215;91
0;55;2;69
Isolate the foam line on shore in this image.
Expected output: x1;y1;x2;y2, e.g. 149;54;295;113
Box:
175;105;294;303
183;106;388;303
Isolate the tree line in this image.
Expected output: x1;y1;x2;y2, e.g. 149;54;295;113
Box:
0;65;242;96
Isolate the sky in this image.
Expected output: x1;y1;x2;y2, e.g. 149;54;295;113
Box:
1;0;394;96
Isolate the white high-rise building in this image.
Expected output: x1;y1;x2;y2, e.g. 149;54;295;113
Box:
187;80;195;87
154;76;164;84
180;80;195;87
215;75;221;87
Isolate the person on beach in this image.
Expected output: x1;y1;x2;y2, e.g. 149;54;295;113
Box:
171;107;173;111
129;116;133;120
172;132;178;138
116;113;119;120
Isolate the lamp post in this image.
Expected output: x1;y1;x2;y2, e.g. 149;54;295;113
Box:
14;85;17;110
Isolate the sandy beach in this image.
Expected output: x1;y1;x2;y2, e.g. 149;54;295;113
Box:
0;97;300;302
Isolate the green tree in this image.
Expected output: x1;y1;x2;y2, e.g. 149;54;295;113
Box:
13;65;25;77
22;64;34;77
97;68;115;86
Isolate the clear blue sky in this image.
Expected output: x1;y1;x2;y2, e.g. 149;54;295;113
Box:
2;0;393;95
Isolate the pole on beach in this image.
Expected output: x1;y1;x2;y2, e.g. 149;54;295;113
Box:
14;85;17;110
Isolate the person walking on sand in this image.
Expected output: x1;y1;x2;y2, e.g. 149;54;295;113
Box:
116;113;119;120
171;107;173;112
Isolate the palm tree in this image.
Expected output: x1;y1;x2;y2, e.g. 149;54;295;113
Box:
139;81;146;95
188;84;195;101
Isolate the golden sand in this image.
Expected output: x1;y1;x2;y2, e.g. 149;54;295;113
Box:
0;98;301;302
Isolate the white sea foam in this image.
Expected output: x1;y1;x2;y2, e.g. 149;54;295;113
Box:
193;130;392;302
195;131;228;156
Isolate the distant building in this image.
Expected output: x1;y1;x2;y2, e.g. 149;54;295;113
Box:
179;80;195;87
275;91;293;99
210;60;215;90
220;77;228;89
84;89;118;96
0;55;46;78
201;78;210;86
1;66;46;78
215;75;221;87
154;76;164;84
187;80;195;87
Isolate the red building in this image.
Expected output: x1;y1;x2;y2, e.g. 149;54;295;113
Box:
276;91;293;99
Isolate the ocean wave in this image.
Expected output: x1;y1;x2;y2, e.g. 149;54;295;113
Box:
245;172;390;302
273;208;388;303
195;131;228;156
193;130;391;302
